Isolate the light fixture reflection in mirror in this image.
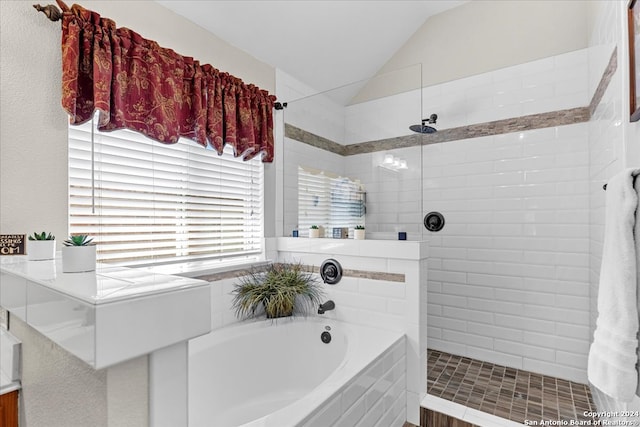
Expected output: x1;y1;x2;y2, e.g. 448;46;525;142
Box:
380;153;408;171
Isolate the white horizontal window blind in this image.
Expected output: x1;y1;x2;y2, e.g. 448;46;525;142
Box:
298;166;365;237
69;118;263;267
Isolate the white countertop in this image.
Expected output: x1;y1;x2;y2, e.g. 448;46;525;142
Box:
0;371;20;395
0;328;20;395
0;256;212;368
0;255;208;305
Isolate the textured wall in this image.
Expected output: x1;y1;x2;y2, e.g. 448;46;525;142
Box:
0;0;276;244
0;1;274;424
9;317;148;427
0;1;69;247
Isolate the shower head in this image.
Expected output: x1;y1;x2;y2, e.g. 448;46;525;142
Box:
409;114;438;134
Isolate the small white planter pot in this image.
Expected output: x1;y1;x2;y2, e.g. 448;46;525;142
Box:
354;229;366;240
309;228;321;238
62;245;96;273
28;240;56;261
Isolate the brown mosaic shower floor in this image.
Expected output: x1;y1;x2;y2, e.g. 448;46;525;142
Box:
427;349;599;425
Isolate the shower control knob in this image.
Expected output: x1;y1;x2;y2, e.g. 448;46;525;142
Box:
424;211;445;232
320;258;342;285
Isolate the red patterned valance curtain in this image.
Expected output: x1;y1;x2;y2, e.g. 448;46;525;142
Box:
59;2;276;162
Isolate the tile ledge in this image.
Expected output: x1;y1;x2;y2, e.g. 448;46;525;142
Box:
421;394;525;427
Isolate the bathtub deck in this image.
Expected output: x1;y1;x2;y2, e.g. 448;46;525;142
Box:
426;349;598;426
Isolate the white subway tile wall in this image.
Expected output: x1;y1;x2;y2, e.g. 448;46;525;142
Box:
328;49;594;383
344;49;588;144
275;47;602;390
344;146;424;240
276;237;428;424
424;122;591;383
300;338;407;427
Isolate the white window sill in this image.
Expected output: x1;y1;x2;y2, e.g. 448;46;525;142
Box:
138;256;269;279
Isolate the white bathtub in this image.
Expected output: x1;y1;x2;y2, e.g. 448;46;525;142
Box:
188;317;405;427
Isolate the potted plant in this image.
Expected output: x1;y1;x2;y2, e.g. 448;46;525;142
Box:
61;235;96;273
231;262;325;319
27;231;56;260
309;225;321;238
354;225;365;240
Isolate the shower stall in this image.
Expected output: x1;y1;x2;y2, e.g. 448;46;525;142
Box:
275;47;596;425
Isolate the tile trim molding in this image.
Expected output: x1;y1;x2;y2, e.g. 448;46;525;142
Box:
284;123;347;155
285;48;617;156
343;107;589;155
588;47;617;117
308;265;405;283
196;263;405;283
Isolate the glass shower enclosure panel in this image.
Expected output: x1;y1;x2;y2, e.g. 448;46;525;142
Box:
281;64;425;240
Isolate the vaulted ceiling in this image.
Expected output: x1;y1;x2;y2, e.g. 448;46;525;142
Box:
157;1;467;93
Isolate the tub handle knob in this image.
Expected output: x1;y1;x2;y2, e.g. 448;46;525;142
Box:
320;258;342;284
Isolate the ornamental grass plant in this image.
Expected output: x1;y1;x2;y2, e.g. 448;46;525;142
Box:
232;262;325;319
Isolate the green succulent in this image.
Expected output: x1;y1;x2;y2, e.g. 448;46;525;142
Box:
232;262;325;319
310;225;319;229
355;225;365;230
63;235;94;247
28;231;55;241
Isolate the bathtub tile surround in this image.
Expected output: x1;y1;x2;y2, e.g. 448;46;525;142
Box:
300;336;407;427
188;317;404;427
276;237;428;425
427;349;598;425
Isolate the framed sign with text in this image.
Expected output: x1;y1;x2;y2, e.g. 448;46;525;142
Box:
0;234;26;256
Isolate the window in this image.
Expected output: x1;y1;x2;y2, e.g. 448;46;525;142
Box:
297;166;365;236
69;118;263;267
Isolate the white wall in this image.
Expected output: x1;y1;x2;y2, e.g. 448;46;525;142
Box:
0;1;70;248
0;2;275;425
587;0;640;417
355;0;588;102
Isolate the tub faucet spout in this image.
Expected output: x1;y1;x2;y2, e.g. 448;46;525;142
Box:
318;300;335;314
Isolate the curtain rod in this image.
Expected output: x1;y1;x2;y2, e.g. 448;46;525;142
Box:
33;0;66;22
